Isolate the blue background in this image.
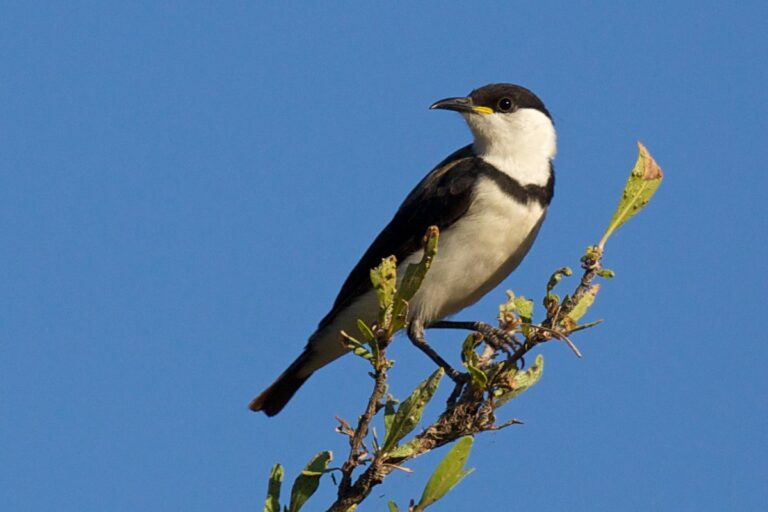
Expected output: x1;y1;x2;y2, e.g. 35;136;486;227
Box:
2;2;766;510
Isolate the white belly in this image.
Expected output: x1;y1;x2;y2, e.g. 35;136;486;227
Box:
407;176;546;323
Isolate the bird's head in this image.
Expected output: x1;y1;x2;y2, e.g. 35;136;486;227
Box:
431;83;556;165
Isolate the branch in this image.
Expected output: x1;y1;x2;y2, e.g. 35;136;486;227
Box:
327;248;604;511
336;328;392;497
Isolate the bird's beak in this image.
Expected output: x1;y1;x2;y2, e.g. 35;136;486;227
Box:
429;96;493;115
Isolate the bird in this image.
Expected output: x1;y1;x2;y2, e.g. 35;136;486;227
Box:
250;83;556;416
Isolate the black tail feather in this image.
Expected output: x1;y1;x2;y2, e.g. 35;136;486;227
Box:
249;351;312;416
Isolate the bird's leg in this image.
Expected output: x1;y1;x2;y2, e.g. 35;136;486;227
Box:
428;320;522;355
407;319;465;383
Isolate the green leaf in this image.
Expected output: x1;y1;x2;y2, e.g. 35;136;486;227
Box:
356;319;374;342
566;284;600;323
388;501;400;512
546;266;572;295
513;295;534;324
263;464;283;512
383;368;444;451
288;451;332;512
356;319;380;362
466;364;488;390
495;354;545;407
597;268;616;279
371;256;398;325
390;226;439;333
387;438;420;459
383;395;398;441
414;436;475;511
461;334;487;389
598;142;663;250
341;331;373;361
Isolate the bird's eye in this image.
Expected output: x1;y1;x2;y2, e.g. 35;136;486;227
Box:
497;98;513;112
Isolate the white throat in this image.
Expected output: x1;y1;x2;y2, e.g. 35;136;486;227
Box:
464;108;556;187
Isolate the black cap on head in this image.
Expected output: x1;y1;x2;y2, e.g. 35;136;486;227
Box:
468;83;551;119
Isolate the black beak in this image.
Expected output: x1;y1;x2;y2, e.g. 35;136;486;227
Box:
429;96;474;113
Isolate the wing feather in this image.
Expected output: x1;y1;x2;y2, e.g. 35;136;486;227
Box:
318;145;481;329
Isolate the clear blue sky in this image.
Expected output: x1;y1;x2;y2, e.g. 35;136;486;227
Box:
2;2;766;511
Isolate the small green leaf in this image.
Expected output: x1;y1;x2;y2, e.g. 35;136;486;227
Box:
543;293;560;316
598;142;663;250
388;501;400;512
371;256;398;325
498;291;517;329
466;364;488;390
341;331;373;361
356;319;380;362
597;268;615;279
396;226;439;303
383;395;398;440
288;451;332;512
566;284;600;323
391;226;439;333
263;463;283;512
414;436;475;511
383;368;444;451
356;319;374;342
495;354;544;407
513;295;534;324
387;438;420;459
460;333;480;363
546;266;572;295
461;334;487;389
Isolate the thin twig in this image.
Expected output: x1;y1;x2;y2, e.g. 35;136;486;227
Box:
335;347;390;498
521;323;583;358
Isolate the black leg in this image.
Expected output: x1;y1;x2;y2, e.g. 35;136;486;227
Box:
407;319;465;383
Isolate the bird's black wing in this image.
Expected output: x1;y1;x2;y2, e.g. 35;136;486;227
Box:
318;144;485;330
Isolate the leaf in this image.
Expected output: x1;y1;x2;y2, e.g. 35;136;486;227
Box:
383;395;398;441
263;464;283;512
388;501;400;512
397;226;439;302
414;436;475;511
390;226;439;334
461;334;487;389
596;268;616;279
566;284;600;323
341;331;373;361
498;291;518;330
387;438;420;459
598;142;663;250
288;451;332;512
382;368;444;451
546;266;572;295
543;293;559;316
513;295;534;324
356;319;374;342
495;354;544;407
356;319;380;362
371;256;398;325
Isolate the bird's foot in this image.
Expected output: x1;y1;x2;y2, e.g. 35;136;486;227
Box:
429;320;522;356
474;322;523;355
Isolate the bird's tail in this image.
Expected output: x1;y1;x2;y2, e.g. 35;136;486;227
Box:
249;349;313;416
